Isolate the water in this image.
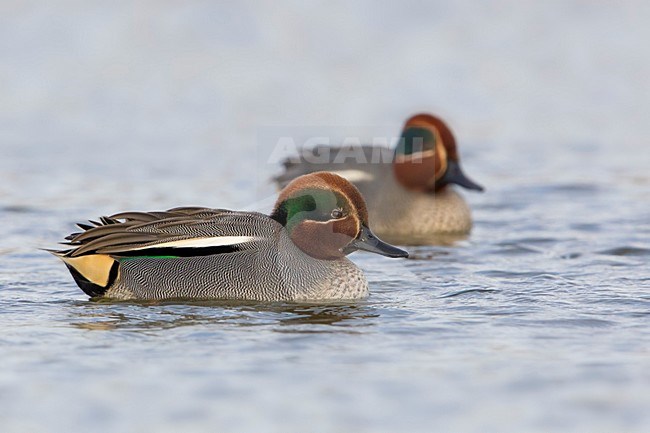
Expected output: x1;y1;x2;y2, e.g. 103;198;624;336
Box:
1;2;649;432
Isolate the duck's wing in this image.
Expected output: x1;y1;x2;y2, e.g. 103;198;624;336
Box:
55;207;281;258
273;145;393;190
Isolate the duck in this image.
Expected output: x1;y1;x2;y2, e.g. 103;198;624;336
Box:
274;114;484;244
50;172;408;301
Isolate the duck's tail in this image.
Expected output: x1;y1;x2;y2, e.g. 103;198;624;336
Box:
46;249;118;297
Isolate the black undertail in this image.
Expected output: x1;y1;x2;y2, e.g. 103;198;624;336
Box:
65;261;119;298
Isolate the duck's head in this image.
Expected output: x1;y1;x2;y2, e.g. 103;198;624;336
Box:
393;113;484;193
271;172;408;260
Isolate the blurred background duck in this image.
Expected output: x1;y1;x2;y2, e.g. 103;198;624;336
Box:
275;114;484;245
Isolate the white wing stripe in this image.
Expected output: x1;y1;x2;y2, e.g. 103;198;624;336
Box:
331;170;375;183
131;236;258;250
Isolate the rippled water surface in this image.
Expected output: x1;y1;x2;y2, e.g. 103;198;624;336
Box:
2;2;650;432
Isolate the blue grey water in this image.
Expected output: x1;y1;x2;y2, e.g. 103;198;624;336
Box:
1;2;649;432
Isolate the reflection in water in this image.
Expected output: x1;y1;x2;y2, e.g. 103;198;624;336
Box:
597;246;650;257
383;233;468;248
438;288;499;298
404;246;453;261
70;299;380;332
275;304;380;328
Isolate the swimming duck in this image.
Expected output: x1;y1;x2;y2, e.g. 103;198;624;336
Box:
274;114;484;244
51;172;408;301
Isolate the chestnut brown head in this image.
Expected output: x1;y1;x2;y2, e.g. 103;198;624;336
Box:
393;114;484;193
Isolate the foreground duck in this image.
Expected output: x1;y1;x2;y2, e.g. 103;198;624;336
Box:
275;114;484;244
51;172;408;301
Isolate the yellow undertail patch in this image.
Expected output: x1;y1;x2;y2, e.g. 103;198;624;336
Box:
60;254;116;287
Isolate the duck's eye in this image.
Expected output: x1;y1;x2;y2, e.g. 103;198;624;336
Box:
331;208;344;219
